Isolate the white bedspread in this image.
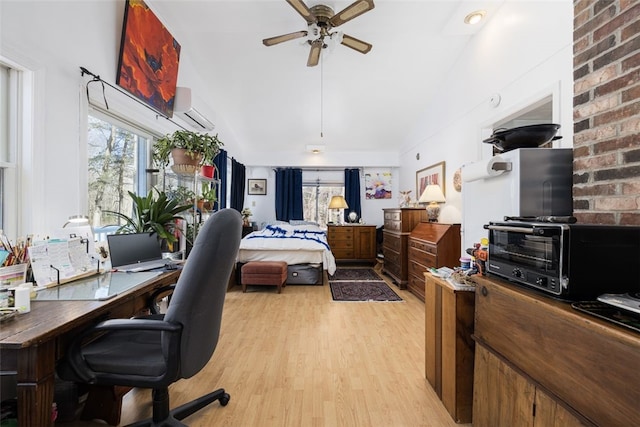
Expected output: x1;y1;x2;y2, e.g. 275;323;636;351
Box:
237;224;336;275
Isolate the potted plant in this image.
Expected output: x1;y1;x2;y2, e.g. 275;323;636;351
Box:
104;189;192;251
152;130;224;174
200;181;217;211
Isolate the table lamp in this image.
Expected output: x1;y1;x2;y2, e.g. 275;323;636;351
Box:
328;196;349;224
419;185;446;222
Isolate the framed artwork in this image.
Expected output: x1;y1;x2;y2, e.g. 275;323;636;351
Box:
116;0;181;118
364;169;393;199
248;179;267;195
416;161;446;199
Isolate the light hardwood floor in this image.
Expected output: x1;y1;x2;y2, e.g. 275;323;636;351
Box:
68;270;468;427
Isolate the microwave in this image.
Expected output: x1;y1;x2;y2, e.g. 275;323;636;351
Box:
484;221;640;300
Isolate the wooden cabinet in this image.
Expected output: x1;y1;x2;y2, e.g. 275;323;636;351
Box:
382;208;427;288
472;275;640;427
407;222;460;301
327;225;376;262
473;346;585;427
425;274;475;424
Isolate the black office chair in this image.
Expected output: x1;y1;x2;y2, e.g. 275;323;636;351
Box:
57;208;242;426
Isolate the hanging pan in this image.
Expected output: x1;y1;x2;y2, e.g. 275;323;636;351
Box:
483;123;562;151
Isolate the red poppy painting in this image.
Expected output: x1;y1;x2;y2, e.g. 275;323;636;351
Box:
116;0;181;118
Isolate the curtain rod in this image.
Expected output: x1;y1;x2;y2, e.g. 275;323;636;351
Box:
80;66;187;131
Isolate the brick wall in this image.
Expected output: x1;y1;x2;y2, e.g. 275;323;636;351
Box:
573;0;640;225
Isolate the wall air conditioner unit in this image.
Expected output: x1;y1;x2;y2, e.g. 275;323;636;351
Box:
174;86;215;131
177;107;215;131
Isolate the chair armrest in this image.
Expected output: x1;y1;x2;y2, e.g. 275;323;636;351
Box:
148;284;176;314
92;318;181;332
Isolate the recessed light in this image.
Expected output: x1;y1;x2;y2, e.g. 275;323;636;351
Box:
464;10;486;25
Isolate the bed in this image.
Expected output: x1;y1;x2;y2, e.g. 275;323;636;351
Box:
236;223;336;284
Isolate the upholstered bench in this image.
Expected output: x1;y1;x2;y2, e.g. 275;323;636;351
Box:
241;261;287;293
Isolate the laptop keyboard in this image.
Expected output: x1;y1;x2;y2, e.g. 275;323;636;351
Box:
114;259;170;272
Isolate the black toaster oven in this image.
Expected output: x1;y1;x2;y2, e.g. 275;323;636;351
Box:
484;221;640;300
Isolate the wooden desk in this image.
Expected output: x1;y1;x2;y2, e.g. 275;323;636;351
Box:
0;270;180;427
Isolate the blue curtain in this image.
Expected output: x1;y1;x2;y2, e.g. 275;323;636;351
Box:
213;149;227;211
230;158;245;211
275;168;303;221
344;168;361;222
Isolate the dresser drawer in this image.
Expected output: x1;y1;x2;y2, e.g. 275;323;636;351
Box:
330;239;354;249
409;239;437;255
383;232;402;252
408;246;437;269
384;210;402;221
383;247;400;264
384;219;402;232
384;261;401;279
328;227;353;238
408;258;428;278
332;248;355;258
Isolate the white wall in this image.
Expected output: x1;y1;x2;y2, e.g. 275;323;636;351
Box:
398;1;574;232
1;0;574;239
0;0;244;237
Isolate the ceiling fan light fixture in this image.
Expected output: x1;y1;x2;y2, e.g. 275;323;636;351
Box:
464;10;486;25
306;144;325;154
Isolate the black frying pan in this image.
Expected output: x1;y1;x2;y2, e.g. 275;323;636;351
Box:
483;124;562;151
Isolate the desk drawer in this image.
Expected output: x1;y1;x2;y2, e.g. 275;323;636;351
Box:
408;258;429;278
409;239;437;255
409;246;437;269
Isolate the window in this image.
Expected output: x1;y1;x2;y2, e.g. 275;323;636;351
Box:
87;113;152;230
302;175;344;227
0;61;19;239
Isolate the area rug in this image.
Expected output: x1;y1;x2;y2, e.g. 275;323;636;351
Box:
329;268;381;281
330;280;403;302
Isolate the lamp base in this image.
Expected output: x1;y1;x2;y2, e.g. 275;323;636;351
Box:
426;204;440;222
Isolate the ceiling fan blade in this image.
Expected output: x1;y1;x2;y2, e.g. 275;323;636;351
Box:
263;30;308;46
286;0;316;24
307;40;322;67
329;0;375;27
341;34;372;54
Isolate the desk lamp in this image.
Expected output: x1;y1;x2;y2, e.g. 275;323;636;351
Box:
328;196;349;225
419;185;446;222
63;215;89;228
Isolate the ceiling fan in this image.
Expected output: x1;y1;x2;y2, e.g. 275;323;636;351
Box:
263;0;375;67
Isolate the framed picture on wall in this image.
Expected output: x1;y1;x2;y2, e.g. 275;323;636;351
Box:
416;161;446;198
248;179;267;195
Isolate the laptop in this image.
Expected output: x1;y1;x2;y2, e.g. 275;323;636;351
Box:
107;232;179;272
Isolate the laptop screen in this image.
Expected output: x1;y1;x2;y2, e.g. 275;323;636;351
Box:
107;232;163;268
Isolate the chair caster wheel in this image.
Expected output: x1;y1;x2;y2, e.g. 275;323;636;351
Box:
219;393;230;406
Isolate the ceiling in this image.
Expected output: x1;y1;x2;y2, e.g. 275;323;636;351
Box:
148;0;505;155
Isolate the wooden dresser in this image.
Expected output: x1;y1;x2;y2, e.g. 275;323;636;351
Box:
327;224;376;263
382;208;427;288
407;222;461;301
472;275;640;427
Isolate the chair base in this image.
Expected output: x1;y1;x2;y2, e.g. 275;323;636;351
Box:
126;387;230;427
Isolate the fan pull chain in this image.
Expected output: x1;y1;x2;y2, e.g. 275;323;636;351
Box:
320;57;324;138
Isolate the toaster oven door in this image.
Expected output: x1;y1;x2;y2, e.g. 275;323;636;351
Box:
486;223;565;294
